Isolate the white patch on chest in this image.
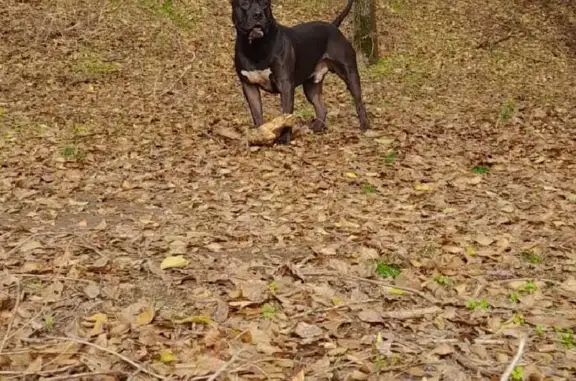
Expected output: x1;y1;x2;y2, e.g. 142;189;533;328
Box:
310;60;329;84
241;68;273;90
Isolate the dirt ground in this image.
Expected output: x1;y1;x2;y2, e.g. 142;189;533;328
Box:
1;0;576;380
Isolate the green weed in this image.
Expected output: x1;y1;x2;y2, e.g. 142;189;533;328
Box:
434;275;451;286
520;251;543;264
268;281;279;294
376;262;401;279
151;0;193;29
384;150;397;164
509;292;519;303
261;304;276;319
465;299;490;310
511;366;524;381
472;165;489;174
557;328;575;349
499;98;516;122
363;183;377;194
73;49;119;76
519;280;538;294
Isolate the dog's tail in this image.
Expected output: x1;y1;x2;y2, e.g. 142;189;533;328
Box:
331;0;354;28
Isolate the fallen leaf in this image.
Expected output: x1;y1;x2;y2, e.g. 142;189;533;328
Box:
294;322;323;339
160;255;189;270
83;282;101;299
290;369;305;381
136;304;155;325
20;241;42;253
474;234;494;246
358;310;383;323
159;349;177;363
25;356;43;373
174;315;214;325
345;172;358;178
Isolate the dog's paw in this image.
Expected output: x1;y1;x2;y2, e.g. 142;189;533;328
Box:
310;119;327;134
274;127;292;145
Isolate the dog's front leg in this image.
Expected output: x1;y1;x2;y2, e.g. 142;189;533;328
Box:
275;78;295;144
242;82;264;127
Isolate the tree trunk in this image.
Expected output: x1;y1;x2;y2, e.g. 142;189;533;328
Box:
353;0;379;64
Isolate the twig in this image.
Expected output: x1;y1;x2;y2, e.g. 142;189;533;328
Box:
4;235;38;257
0;364;78;377
344;275;439;304
476;32;515;49
500;336;527;381
381;306;442;319
291;299;379;319
13;274;93;283
44;335;167;380
0;279;20;353
42;371;124;381
159;61;194;98
191;350;242;381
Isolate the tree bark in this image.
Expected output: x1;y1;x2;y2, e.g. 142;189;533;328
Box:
353;0;379;64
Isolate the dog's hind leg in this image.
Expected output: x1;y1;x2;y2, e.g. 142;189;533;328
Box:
327;42;370;131
303;79;327;133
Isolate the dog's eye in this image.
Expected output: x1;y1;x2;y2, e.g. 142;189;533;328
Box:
260;0;270;8
239;0;250;9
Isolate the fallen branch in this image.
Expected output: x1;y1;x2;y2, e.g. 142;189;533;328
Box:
189;350;243;381
0;279;21;353
476;31;514;49
42;371;124;381
381;306;442;320
500;336;527;381
44;336;168;380
291;299;380;319
206;350;243;381
345;274;439;304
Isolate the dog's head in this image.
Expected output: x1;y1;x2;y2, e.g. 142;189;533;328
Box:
231;0;274;42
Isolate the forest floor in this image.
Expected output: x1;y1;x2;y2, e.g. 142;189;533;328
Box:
1;0;576;380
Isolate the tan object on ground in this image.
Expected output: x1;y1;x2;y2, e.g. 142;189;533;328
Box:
246;114;297;146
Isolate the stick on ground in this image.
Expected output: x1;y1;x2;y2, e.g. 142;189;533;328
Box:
45;335;168;380
500;336;527;381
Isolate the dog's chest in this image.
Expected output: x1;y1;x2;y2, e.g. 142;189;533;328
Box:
241;68;275;92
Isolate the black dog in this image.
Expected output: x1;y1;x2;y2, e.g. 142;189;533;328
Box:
231;0;370;144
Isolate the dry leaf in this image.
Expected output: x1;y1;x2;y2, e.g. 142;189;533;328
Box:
291;369;305;381
20;241;42;253
136;304;155;325
294;322;323;339
358;310;383;323
474;234;494;246
160;255;189;270
84;282;101;299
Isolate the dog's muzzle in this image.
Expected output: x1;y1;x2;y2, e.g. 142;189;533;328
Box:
248;25;264;41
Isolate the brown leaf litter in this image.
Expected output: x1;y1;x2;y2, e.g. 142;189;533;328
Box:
1;0;576;380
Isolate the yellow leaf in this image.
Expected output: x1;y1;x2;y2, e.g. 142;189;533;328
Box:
159;349;177;363
466;246;477;256
332;297;344;306
414;183;433;191
174;315;214;325
387;288;407;295
85;313;107;337
136;305;155;325
345;172;358;178
160;255;189;270
86;313;108;322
